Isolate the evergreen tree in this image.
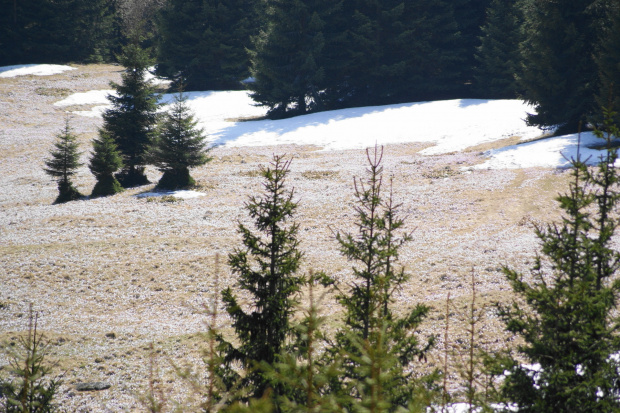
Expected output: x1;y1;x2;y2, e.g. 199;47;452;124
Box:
149;91;211;189
475;0;523;99
248;0;330;118
220;156;304;402
44;119;83;204
332;146;436;409
0;0;120;65
496;109;620;411
326;0;461;107
262;274;345;413
518;0;602;133
451;0;492;96
156;0;254;90
102;44;160;188
0;308;61;413
70;0;121;63
596;1;620;124
89;130;124;198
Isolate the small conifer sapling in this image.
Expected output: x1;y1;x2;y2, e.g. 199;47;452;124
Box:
149;91;211;189
89;130;124;197
332;146;437;410
44;119;83;204
0;306;61;413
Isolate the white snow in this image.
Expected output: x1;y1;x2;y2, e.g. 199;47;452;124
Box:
56;85;615;170
136;190;206;199
0;64;75;78
54;89;115;106
474;132;613;169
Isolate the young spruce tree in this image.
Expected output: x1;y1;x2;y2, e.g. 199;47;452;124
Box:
220;156;304;403
333;146;437;410
149;91;211;189
44;119;83;204
89;130;124;198
497;108;620;412
102;44;160;188
0;307;61;413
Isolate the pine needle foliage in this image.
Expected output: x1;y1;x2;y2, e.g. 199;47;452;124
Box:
474;0;522;99
496;108;620;412
332;146;437;411
517;0;602;133
248;0;330;118
44;119;83;204
262;273;345;413
102;43;160;187
89;130;124;198
220;156;304;402
0;307;61;413
149;91;211;190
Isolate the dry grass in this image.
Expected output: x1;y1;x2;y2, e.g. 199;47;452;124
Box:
0;65;573;411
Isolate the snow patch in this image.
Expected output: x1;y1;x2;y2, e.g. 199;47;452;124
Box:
473;132;618;170
56;87;616;170
0;64;75;78
54;89;115;106
136;190;206;200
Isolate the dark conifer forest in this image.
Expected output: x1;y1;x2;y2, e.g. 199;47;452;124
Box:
2;0;619;130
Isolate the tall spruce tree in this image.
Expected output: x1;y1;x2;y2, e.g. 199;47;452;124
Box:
451;0;492;96
496;109;620;411
102;44;160;188
596;1;620;124
475;0;523;99
518;0;602;133
220;156;304;402
149;91;211;189
332;146;436;409
89;130;124;198
44;119;83;204
156;0;254;90
333;0;461;106
248;0;330;118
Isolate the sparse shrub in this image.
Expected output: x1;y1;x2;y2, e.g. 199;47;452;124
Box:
44;119;83;204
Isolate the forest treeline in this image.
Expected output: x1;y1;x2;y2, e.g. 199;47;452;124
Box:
2;0;620;131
